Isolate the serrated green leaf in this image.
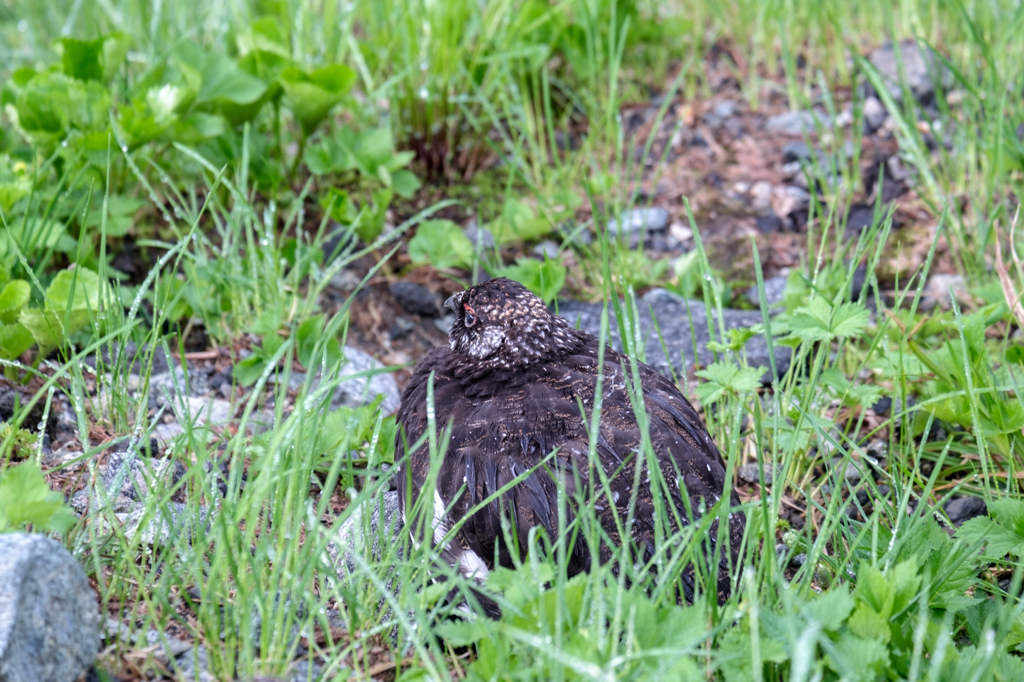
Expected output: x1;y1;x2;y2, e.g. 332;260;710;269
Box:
0;462;77;534
802;586;854;631
695;361;765;405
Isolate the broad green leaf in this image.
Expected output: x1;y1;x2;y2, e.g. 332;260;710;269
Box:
499;257;566;304
233;354;268;387
60;37;105;82
490;199;552;244
45;266;101;312
391;169;421;199
0;462;77;534
280;65;355;134
0;323;33;360
19;308;92;349
237;17;292;59
407;220;474;270
0;279;30;325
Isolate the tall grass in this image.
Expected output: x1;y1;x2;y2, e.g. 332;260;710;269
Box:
3;0;1024;679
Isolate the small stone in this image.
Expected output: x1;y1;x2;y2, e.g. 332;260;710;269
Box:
835;107;854;128
781;161;803;178
148;367;207;410
738;462;783;485
764;110;831;135
174;646;216;682
921;273;969;311
329;269;362;291
863;96;888;132
868;39;950;104
607;207;671;235
0;533;100;682
389;281;442;317
435;314;455;335
745;275;788;310
120;502;210;547
463;223;495;250
326;492;406;642
103;618;191;662
944;496;987;527
782;141;812;163
557;289;791;381
533;240;560;259
844;203;880;236
835;459;863;484
668;221;692;244
886;155;910;181
755;212;784;233
153;422;185;443
331;346;400;414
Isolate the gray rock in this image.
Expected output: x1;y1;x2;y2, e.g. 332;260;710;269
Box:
782;141;812;163
555;289;791;381
103;618;191;662
831;458;865;484
764;110;831;135
100;442;184;507
84;341;172;376
944;496;987;527
174;645;215;682
463;223;495;250
119;502;210;547
176;397;233;429
328;491;405;579
326;491;405;644
608;207;671;235
435;315;455;335
745;275;788;310
738;462;783;486
868;40;951;104
148;367;208;410
558;223;594;246
920;273;968;311
0;533;100;682
533;240;560;259
330;347;400;414
862;96;888;132
390;281;442;317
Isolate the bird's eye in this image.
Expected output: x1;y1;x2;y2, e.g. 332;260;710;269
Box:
464;305;477;327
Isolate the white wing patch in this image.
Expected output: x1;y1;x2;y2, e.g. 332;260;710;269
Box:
459;549;490;581
432;489;449;545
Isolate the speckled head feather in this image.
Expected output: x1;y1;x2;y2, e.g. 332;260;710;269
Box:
445;278;580;371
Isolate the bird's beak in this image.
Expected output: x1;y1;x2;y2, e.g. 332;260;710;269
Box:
444;291;464;313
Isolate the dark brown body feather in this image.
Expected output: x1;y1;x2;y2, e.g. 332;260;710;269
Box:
395;278;744;606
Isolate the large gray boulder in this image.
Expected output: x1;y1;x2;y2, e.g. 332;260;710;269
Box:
555;289;791;381
0;533;100;682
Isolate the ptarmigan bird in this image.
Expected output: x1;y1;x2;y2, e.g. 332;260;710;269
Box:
395;277;744;606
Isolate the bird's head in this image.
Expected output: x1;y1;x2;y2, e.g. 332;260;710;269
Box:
445;277;578;370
